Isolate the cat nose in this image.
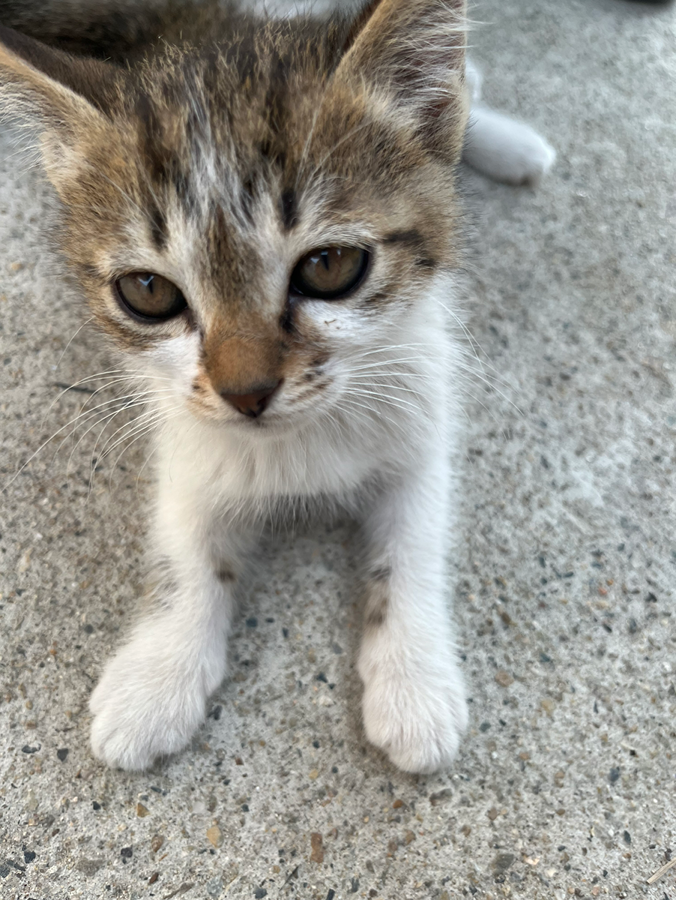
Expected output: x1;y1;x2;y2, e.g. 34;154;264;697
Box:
221;380;281;418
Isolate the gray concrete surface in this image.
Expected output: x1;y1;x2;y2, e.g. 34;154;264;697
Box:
2;0;676;897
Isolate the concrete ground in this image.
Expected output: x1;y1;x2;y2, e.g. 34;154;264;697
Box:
1;0;676;897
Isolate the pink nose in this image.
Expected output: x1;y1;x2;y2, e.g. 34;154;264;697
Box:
221;381;281;418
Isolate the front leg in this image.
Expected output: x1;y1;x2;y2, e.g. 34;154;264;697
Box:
90;475;251;771
358;453;468;774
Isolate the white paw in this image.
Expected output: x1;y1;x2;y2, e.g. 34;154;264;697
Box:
464;106;556;186
359;652;468;774
90;638;212;771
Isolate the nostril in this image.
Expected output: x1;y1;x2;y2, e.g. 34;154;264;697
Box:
221;380;282;418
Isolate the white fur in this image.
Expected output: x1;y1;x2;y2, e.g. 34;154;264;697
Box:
357;449;468;773
89;273;470;772
90;482;245;770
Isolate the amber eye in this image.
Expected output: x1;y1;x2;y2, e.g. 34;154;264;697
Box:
290;247;370;300
115;272;187;321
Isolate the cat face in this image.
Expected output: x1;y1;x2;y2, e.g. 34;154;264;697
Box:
0;0;468;432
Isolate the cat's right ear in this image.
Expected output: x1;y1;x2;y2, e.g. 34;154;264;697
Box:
0;25;123;191
334;0;468;161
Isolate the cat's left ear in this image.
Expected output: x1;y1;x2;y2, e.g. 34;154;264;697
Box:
0;25;123;193
335;0;468;160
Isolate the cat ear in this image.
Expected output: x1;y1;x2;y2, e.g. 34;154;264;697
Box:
335;0;468;158
0;25;122;190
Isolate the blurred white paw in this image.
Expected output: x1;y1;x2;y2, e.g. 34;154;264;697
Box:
90;638;212;771
360;653;468;774
464;105;556;185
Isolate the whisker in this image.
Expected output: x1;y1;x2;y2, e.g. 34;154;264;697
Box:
2;388;162;490
452;365;522;414
346;359;427;373
434;297;520;388
337;395;409;428
93;410;175;491
95;401;178;465
43;368;127;421
347;376;428;392
52;389;175;450
88;403;183;495
65;397;164;475
92;412;175;496
53;316;96;370
346;387;424;413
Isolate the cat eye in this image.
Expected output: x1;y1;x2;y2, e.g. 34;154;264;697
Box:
290;247;370;300
115;272;188;321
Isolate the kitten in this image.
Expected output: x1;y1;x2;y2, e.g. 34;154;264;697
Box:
0;0;551;773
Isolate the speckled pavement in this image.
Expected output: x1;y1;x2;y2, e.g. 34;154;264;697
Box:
1;1;676;898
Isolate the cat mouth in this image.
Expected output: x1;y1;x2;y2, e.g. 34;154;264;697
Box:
223;404;319;435
224;405;287;431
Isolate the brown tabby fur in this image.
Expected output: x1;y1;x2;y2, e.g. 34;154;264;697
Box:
0;0;467;408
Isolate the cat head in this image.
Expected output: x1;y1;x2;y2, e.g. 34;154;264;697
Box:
0;0;468;431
